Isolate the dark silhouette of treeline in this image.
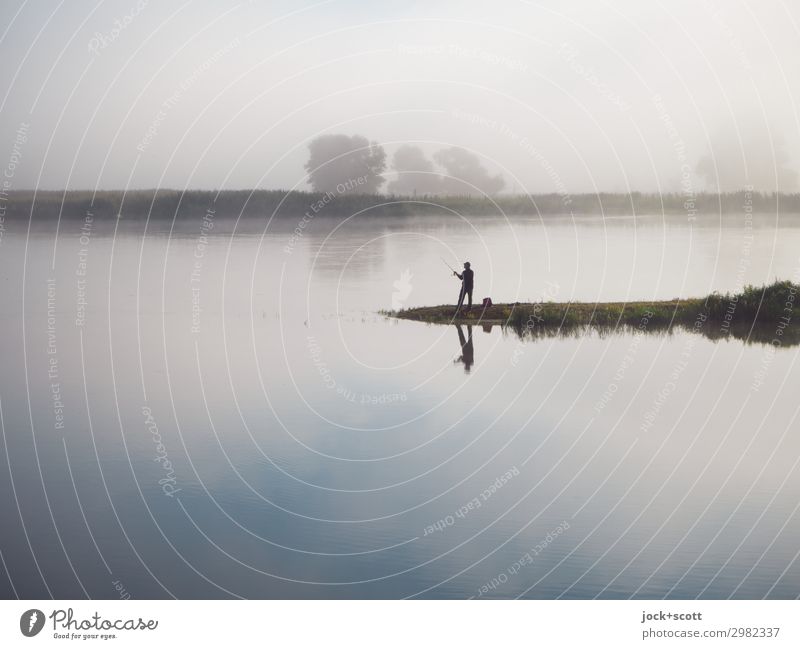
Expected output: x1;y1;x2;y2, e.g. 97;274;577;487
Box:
3;189;799;221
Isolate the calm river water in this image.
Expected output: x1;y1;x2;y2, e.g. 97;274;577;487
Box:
1;211;799;598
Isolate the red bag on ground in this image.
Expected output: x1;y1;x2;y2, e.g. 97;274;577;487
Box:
482;297;493;307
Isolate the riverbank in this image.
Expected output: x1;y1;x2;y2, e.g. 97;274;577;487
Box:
388;280;800;345
3;189;799;220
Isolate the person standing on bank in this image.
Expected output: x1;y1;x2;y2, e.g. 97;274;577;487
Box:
454;261;474;314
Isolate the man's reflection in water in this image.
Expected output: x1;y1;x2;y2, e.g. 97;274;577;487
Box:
455;324;474;373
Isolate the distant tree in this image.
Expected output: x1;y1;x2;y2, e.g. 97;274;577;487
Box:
434;147;505;195
304;134;386;194
387;145;443;195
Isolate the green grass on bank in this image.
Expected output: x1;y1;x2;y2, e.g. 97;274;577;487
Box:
388;280;799;345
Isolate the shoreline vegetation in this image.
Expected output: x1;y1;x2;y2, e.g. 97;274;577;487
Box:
2;189;800;220
387;281;800;346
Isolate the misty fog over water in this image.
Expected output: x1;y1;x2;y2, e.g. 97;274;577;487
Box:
2;0;799;195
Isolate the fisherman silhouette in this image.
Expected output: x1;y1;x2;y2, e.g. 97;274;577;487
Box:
454;261;474;314
455;324;474;373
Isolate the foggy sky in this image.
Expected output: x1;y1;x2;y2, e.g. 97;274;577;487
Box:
1;0;799;193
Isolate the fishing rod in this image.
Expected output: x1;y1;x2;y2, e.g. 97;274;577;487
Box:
440;257;458;274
